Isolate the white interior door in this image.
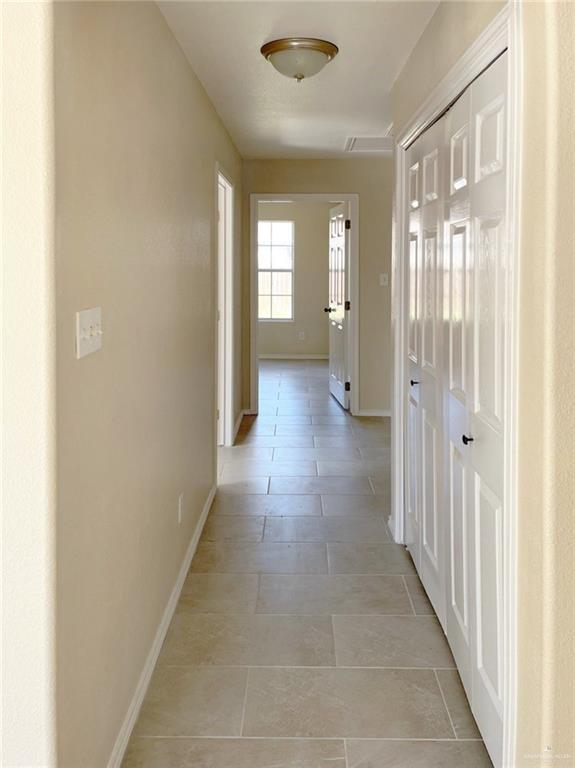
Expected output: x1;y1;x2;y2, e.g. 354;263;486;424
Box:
444;85;474;695
405;145;422;571
466;52;508;764
418;120;445;624
404;119;446;624
327;203;349;409
404;52;509;768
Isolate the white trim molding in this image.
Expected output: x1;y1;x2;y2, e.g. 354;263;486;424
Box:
390;5;520;768
250;193;360;416
215;163;235;448
106;485;217;768
357;409;391;418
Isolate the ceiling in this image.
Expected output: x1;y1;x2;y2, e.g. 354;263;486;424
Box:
159;1;438;159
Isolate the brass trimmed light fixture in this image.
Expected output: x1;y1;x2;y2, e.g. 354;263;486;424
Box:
260;38;339;82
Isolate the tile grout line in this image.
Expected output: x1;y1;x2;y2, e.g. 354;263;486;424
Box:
402;575;417;616
253;573;262;615
330;613;339;668
238;666;251;737
434;668;458;740
134;736;484;742
158;663;458;672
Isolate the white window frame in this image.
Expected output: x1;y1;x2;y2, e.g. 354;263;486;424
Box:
257;219;295;323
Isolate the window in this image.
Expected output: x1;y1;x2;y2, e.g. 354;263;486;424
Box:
258;220;294;320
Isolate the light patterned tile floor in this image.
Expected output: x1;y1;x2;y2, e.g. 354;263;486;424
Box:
123;361;492;767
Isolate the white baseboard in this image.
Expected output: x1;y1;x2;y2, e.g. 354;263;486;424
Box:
258;354;328;360
357;409;391;417
106;484;216;768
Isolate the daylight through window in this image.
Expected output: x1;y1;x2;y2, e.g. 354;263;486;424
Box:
258;220;294;320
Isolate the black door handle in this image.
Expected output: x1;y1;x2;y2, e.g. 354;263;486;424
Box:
324;307;334;313
462;434;474;445
410;379;419;386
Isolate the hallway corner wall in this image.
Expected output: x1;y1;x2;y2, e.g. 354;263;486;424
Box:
53;4;242;766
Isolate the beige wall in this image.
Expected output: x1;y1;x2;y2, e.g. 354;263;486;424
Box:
514;3;574;764
392;1;504;136
257;202;331;357
243;159;393;413
392;2;575;765
53;3;242;766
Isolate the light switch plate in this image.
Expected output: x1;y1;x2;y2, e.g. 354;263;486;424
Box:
76;307;102;359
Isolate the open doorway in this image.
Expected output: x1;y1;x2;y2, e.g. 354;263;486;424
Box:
216;168;234;446
250;194;359;415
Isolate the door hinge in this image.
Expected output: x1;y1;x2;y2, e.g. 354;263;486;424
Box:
344;300;351;311
344;381;351;392
216;409;220;420
345;219;351;230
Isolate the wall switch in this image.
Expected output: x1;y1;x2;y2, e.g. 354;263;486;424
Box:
298;331;306;341
178;493;184;525
76;306;102;359
379;273;389;287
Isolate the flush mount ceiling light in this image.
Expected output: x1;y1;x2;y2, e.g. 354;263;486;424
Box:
260;38;338;82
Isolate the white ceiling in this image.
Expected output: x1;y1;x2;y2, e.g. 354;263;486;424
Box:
159;1;438;159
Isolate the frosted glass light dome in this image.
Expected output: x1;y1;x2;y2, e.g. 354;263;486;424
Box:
261;38;338;82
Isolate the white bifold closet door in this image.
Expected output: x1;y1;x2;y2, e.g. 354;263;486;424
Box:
404;52;508;767
405;117;446;623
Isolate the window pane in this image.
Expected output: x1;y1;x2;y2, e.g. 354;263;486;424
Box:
258;221;272;245
272;295;292;319
271;246;293;270
258;295;271;319
258;246;271;269
272;271;292;295
271;221;293;245
258;271;271;294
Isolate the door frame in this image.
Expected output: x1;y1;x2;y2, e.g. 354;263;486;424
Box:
390;5;522;766
215;165;235;446
249;193;360;415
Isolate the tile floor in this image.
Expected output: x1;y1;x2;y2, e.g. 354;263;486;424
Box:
123;360;492;767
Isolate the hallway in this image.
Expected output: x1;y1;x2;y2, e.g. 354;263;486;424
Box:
123;361;491;767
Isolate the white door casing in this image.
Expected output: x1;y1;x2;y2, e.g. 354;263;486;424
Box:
328;202;349;409
249;194;360;416
216;169;234;447
217;179;226;446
